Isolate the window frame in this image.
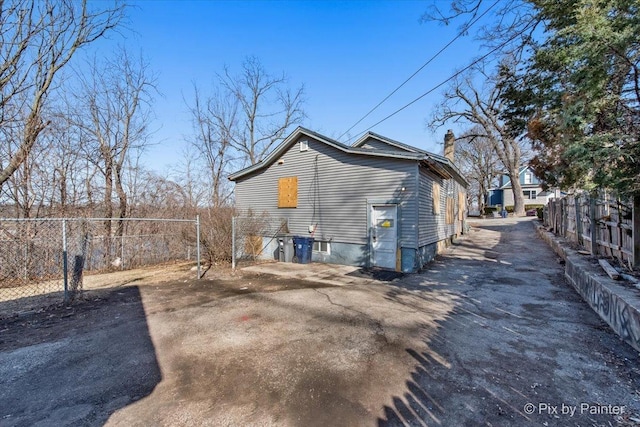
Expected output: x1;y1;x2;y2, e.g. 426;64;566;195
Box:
313;240;331;254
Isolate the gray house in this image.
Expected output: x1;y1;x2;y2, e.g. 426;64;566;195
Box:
229;127;468;272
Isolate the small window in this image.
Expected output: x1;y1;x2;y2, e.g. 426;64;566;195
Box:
313;241;330;254
531;190;537;200
524;173;532;184
299;140;308;152
523;190;537;200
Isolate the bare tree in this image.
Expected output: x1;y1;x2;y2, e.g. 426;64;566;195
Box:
421;0;540;62
129;169;189;217
41;112;92;216
456;127;501;215
0;105;63;218
0;0;125;190
170;146;209;210
73;48;157;258
219;56;305;165
430;65;527;216
184;84;235;207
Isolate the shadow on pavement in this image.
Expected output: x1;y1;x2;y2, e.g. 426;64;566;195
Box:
376;218;640;427
347;267;405;282
0;286;161;426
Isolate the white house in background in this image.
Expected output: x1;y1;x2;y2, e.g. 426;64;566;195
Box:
487;165;561;208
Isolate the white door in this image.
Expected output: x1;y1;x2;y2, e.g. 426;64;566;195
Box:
371;205;397;269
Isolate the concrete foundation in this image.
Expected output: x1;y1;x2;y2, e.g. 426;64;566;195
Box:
312;241;368;266
257;236;454;273
536;224;640;352
416;242;439;271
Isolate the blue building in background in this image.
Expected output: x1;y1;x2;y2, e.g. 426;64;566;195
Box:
487;166;560;209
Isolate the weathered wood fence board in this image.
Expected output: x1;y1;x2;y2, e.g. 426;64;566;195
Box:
544;192;638;268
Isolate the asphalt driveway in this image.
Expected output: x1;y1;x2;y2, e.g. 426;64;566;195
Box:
1;217;638;426
380;217;640;426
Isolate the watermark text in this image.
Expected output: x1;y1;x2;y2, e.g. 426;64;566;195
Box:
523;402;625;417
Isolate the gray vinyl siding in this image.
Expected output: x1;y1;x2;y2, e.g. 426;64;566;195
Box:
234;134;419;248
418;167;465;246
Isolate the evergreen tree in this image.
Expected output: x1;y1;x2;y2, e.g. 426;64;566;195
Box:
501;0;640;196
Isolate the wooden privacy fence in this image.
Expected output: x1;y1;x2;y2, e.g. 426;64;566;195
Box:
544;193;640;268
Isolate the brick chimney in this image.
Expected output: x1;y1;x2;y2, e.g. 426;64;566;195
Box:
444;129;455;162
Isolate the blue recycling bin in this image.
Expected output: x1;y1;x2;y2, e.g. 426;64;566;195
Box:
292;236;314;264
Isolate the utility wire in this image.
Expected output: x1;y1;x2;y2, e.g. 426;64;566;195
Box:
345;20;536;144
337;0;501;141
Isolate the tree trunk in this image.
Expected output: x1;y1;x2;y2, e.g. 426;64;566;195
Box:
510;172;526;216
103;161;113;261
58;169;67;216
114;164;128;249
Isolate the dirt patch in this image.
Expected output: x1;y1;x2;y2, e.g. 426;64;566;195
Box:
0;268;331;336
0;261;201;317
1;268;456;426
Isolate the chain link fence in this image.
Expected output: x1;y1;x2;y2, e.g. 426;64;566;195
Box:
231;214;289;269
0;217;200;312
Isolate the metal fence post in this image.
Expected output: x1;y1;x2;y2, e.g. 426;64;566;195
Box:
232;216;236;270
62;219;69;303
196;215;201;279
23;240;27;280
121;234;125;270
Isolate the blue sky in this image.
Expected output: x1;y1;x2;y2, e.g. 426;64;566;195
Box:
106;1;492;172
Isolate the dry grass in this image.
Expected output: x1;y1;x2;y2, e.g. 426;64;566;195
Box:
0;261;202;318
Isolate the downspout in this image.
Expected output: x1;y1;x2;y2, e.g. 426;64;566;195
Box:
415;161;421;272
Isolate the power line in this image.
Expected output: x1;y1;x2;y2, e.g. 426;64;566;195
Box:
337;0;501;141
345;20;536;144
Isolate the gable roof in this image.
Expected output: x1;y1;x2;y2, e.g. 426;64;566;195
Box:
352;131;468;185
353;131;422;154
499;165;541;189
228;127;468;187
